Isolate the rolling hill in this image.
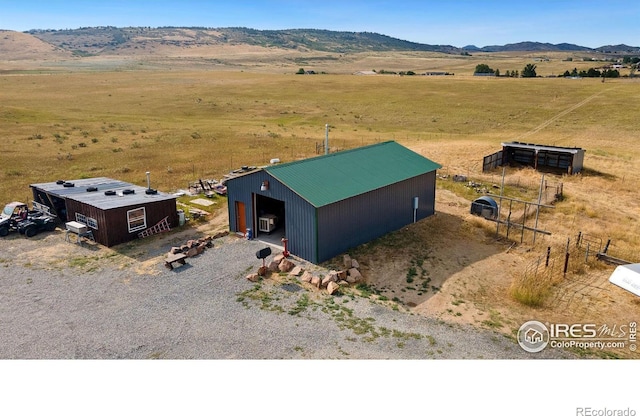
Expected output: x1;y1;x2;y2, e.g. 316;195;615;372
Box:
16;26;639;57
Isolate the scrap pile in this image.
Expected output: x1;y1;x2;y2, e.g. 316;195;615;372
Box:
168;231;229;258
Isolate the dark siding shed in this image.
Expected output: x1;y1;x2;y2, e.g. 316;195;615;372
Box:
30;177;177;247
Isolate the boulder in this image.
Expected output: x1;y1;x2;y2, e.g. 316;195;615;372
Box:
289;266;303;276
351;259;360;269
347;267;362;283
170;246;182;255
337;270;347;281
257;266;268;276
273;254;285;264
186;247;198;258
278;258;295;273
300;271;313;283
268;260;280;272
343;254;352;268
337;280;350;286
196;244;206;255
322;271;338;287
327;281;340;295
246;273;260;282
311;275;321;288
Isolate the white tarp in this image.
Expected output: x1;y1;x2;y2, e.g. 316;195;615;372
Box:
609;263;640;297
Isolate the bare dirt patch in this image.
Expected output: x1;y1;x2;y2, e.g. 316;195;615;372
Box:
348;188;639;358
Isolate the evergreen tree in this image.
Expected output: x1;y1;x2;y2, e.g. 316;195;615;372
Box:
522;63;537;78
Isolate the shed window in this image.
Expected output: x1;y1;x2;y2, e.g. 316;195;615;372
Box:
127;207;147;233
86;217;98;230
75;213;87;224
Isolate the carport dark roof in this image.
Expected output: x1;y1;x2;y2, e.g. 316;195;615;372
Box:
30;177;176;210
502;141;585;154
264;141;441;207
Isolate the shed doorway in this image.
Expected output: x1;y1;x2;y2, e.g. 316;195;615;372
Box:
235;201;246;234
254;193;286;246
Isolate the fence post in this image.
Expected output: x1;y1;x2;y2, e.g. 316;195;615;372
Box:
576;231;582;247
564;237;570;277
585;243;590;263
545;246;551;267
603;239;611;254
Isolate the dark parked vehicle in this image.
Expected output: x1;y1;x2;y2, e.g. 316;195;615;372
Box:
0;202;57;238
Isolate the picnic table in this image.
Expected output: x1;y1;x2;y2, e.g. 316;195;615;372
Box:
165;252;187;270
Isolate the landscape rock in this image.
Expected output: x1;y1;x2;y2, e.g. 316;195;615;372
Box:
257;266;268;276
186;247;198;258
278;258;295;273
300;271;313;283
326;281;340;295
337;270;347;281
351;259;360;269
311;276;321;288
246;273;260;282
273;254;285;264
347;267;362;283
289;266;303;276
268;260;280;272
322;271;338;287
343;254;352;268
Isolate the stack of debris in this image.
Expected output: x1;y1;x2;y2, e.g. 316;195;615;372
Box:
246;253;363;295
169;236;215;258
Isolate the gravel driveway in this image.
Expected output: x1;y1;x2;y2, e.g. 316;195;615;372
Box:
0;233;571;359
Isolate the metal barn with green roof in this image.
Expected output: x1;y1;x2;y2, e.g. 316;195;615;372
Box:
225;141;441;263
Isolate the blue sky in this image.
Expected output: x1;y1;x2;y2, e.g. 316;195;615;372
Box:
1;0;637;48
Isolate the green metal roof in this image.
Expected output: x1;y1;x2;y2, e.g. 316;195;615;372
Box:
265;141;441;207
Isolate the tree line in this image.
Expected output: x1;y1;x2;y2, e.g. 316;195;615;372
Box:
474;63;538;77
474;63;623;78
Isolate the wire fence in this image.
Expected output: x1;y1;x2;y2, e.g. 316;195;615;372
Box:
513;231;638;308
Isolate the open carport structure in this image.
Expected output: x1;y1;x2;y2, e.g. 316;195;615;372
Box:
225;141;441;264
483;141;586;174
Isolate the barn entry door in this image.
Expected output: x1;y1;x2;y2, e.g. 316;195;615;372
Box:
235;201;246;233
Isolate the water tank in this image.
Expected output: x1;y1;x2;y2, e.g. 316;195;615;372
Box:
177;209;185;226
471;196;498;219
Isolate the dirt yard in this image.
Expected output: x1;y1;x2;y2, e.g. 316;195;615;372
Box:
349;188;639;358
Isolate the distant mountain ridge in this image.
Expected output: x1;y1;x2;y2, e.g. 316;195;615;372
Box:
19;26;640;55
462;41;639;53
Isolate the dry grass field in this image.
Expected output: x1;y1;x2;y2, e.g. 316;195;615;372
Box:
2;48;639;357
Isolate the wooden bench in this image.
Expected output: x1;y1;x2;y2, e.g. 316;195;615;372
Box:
165;252;187;270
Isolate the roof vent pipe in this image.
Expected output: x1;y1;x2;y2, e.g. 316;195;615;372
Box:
146;171;151;190
325;123;329;155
